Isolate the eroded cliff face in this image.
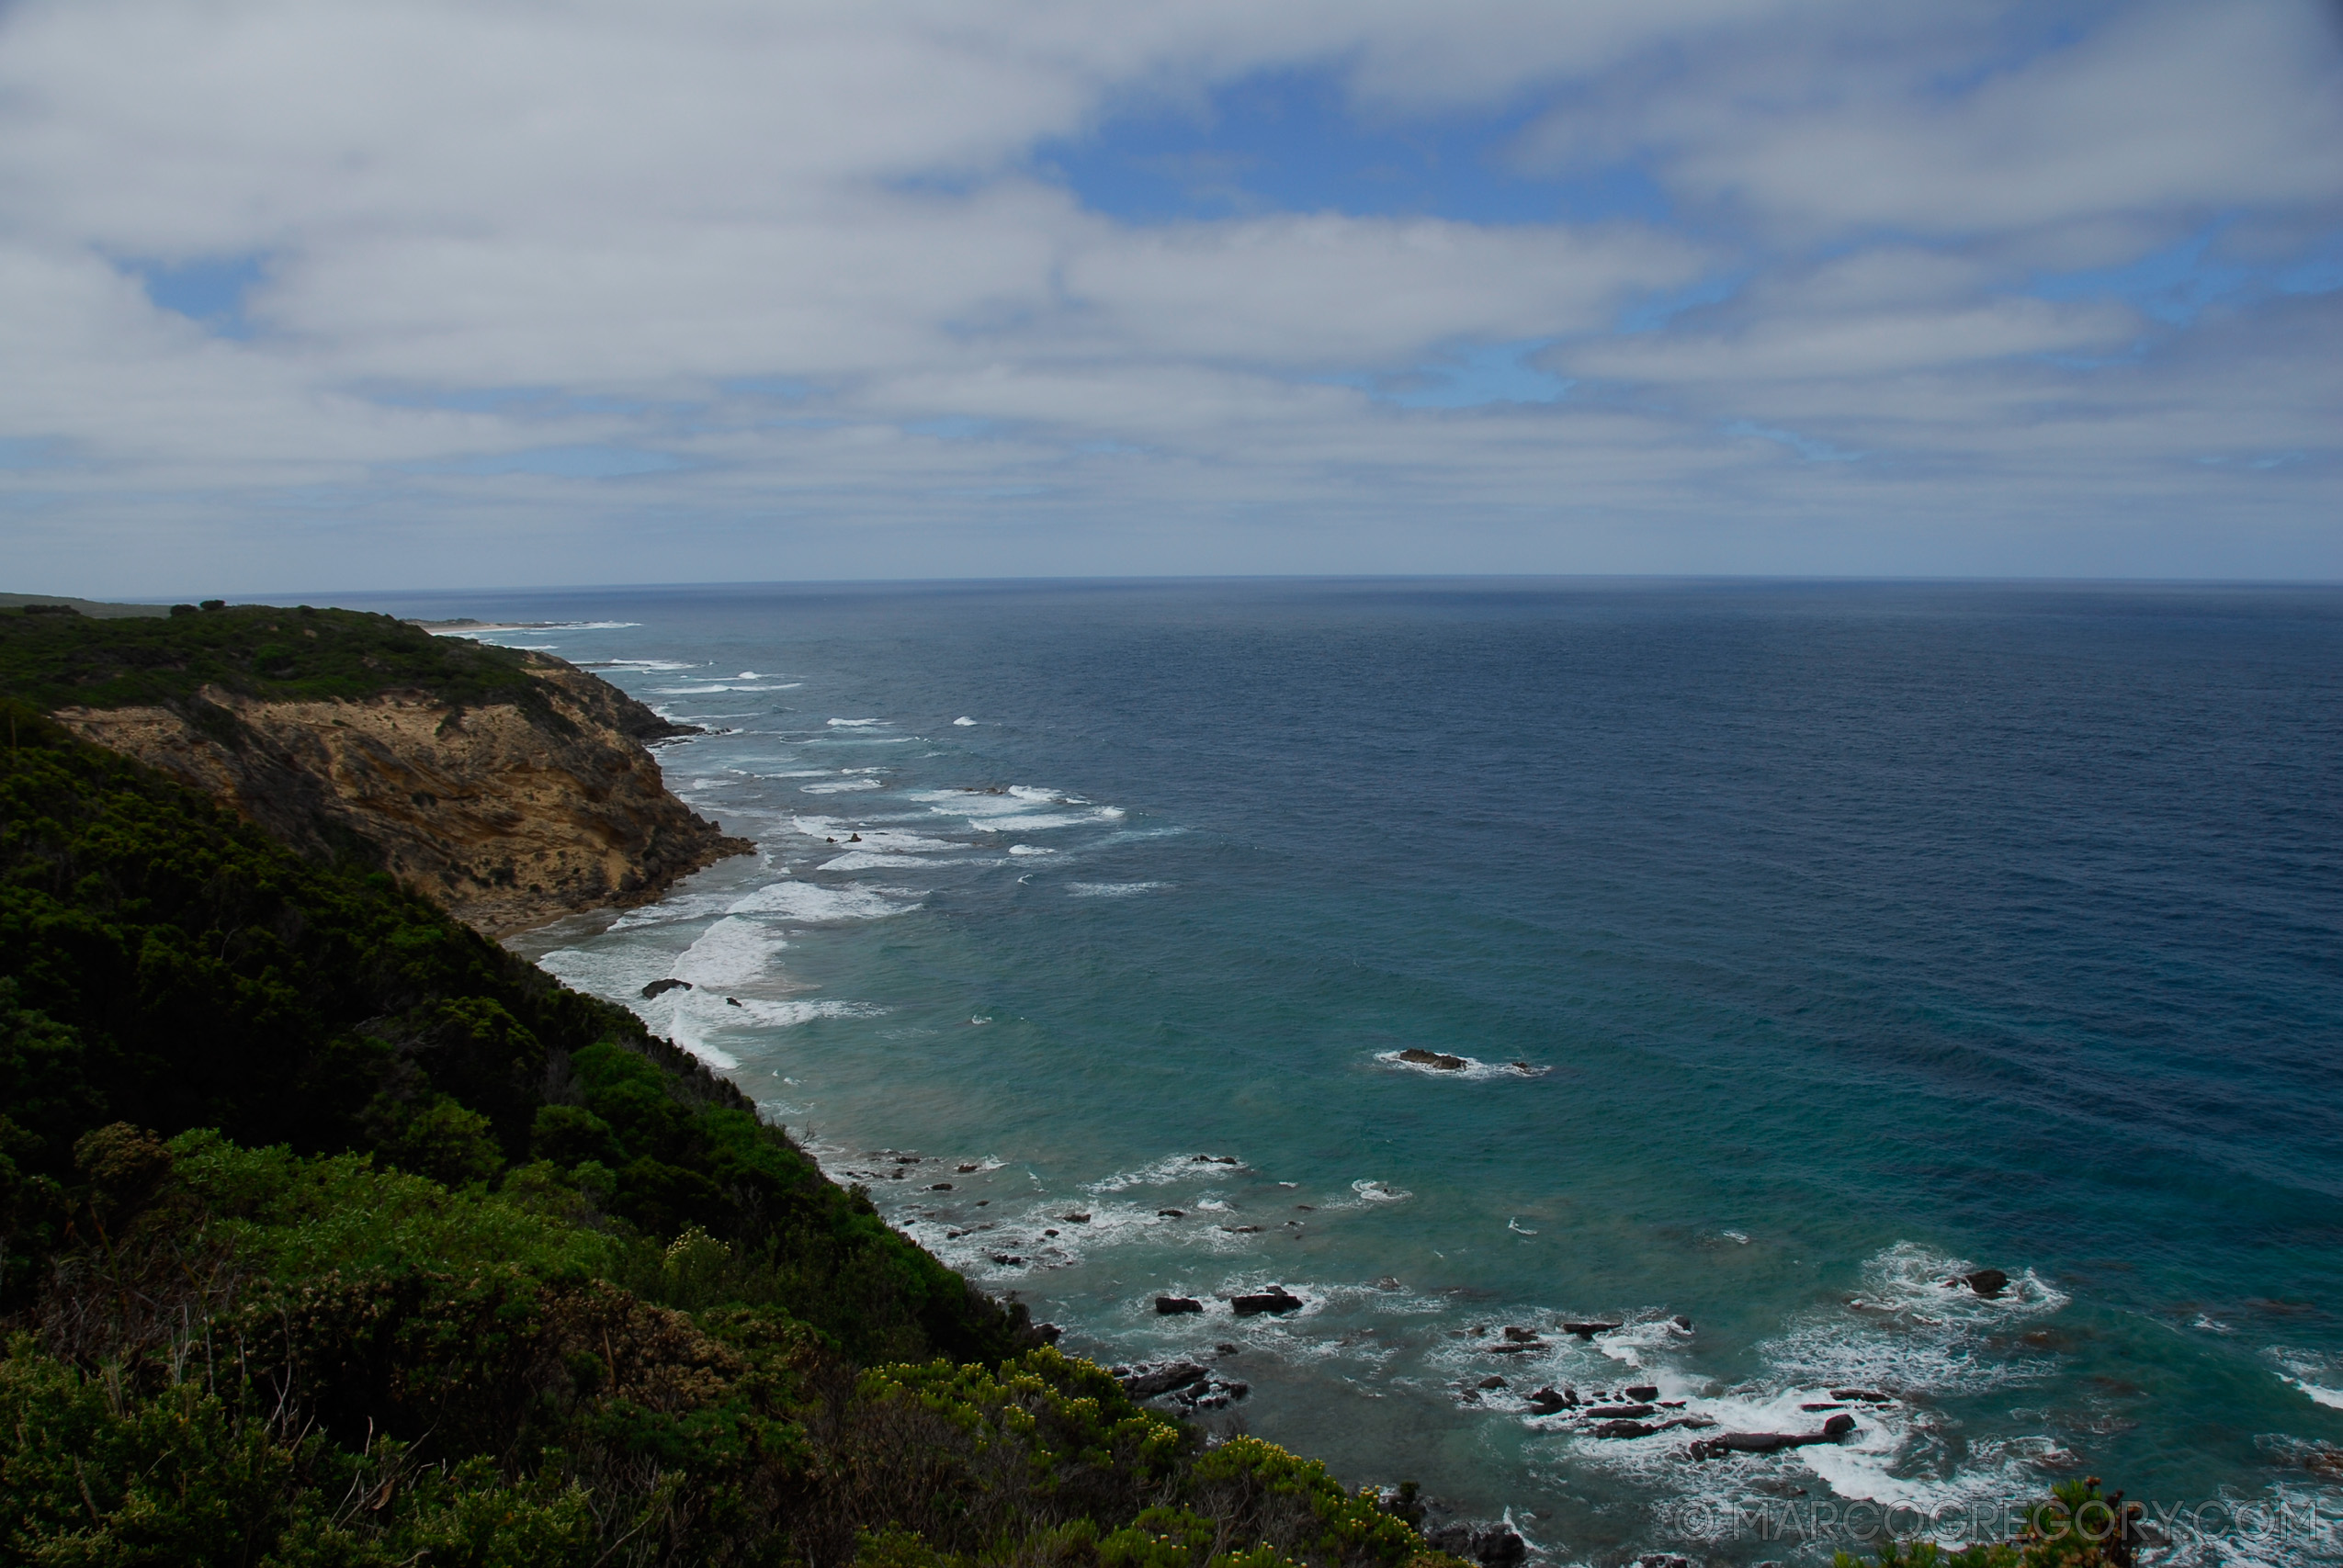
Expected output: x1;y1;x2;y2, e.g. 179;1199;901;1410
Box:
54;651;751;936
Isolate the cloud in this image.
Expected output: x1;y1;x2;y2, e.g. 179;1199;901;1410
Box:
0;0;2336;591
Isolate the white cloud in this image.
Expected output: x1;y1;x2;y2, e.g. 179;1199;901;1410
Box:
0;0;2336;590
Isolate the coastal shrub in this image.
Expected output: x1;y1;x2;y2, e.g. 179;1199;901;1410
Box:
0;657;1468;1567
1831;1479;2145;1568
0;709;1029;1364
0;604;546;713
0;1130;1454;1568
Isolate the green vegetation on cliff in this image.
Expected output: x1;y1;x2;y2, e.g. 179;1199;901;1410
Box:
0;702;1446;1567
0;600;542;713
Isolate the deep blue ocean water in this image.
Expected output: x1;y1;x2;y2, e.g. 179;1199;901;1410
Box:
350;579;2343;1565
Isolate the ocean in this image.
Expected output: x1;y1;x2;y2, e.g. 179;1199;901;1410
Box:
348;578;2343;1566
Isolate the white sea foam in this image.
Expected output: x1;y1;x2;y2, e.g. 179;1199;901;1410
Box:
1068;882;1171;897
801;778;885;794
953;716;977;726
434;619;639;637
1352;1179;1412;1202
971;812;1112;832
1087;1153;1250;1193
828;717;889;728
731;998;885;1028
2271;1349;2343;1409
651;992;885;1071
670;915;788;989
1566;1243;2074;1515
790;817;958;852
656;682;799;694
906;787;1117;832
1764;1242;2068;1400
727;880;923;921
1008;844;1055;855
598;872;787;930
595;659;696;671
818;852;939;872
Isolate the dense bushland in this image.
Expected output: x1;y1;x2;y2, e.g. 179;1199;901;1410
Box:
0;600;546;713
0;703;1448;1566
0;701;1003;1364
2;1128;1432;1567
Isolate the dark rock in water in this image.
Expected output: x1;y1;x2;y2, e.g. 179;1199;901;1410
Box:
1801;1403;1844;1413
1156;1296;1205;1315
1502;1325;1539;1342
1426;1525;1526;1566
1183;1379;1249;1411
1672;1315;1694;1332
1523;1386;1568;1415
1063;1212;1091;1223
641;977;693;998
1396;1048;1469;1070
1625;1384;1658;1401
1477;1375;1509;1390
1221;1224;1261;1234
1192;1154;1239;1165
1594;1419;1659;1438
1231;1287;1304;1316
1032;1322;1062;1343
1561;1321;1622;1339
1690;1415;1859;1460
1587;1404;1656;1419
1694;1432;1806;1458
1216;1342;1241;1355
1122;1361;1209;1397
930;1182;953;1190
990;1252;1025;1266
1958;1268;2011;1298
957;1163;979;1172
1157;1208;1184;1218
726;997;741;1006
1636;1556;1698;1568
1831;1388;1894;1403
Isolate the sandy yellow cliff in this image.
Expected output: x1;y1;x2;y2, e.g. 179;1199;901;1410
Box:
53;649;751;936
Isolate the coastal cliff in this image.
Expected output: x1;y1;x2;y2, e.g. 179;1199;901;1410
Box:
5;602;750;934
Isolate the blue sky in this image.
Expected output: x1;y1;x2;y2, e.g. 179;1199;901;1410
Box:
0;0;2338;593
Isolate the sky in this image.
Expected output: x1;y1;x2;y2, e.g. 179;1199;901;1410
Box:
3;0;2341;594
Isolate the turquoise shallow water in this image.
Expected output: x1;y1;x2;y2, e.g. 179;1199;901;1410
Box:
355;579;2343;1565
